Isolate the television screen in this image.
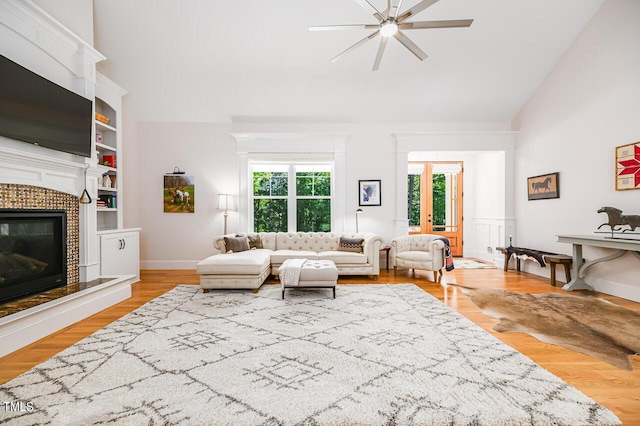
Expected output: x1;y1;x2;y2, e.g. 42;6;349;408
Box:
0;54;92;157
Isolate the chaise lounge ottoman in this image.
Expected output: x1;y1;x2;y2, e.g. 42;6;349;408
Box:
279;259;338;299
197;249;272;292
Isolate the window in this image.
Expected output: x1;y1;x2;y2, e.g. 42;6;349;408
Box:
251;163;332;232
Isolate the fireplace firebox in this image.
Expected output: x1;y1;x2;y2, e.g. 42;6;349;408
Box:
0;209;67;304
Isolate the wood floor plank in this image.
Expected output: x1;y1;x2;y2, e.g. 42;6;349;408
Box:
1;267;639;422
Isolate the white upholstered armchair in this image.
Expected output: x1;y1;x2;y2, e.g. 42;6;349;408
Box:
391;234;446;282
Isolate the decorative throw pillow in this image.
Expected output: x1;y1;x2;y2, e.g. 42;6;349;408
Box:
224;236;249;254
338;237;365;253
236;233;263;249
247;233;263;249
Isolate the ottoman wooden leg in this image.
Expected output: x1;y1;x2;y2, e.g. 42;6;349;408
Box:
202;289;209;293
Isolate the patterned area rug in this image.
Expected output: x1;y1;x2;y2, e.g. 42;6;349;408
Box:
0;284;620;425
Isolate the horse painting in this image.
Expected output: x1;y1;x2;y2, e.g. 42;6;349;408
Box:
597;206;640;232
531;177;552;192
527;173;559;200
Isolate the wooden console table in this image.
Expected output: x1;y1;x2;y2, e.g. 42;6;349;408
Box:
557;234;640;291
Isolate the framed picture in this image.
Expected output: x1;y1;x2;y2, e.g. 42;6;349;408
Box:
615;142;640;190
164;174;195;213
527;172;559;200
359;180;381;206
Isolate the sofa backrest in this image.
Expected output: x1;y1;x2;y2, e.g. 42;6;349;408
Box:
214;232;381;255
274;232;340;252
392;234;444;253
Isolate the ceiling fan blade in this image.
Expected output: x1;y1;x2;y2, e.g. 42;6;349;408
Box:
330;30;380;63
397;0;439;23
372;36;388;71
393;31;427;60
310;24;379;31
388;0;404;19
399;19;474;30
352;0;384;22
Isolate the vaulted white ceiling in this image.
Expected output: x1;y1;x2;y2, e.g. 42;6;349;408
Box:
93;0;604;124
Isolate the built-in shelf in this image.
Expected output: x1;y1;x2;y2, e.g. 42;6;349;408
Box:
95;120;116;132
98;186;116;192
95;142;116;152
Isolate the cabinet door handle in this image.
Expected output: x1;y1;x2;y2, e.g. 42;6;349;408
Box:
118;239;123;250
122;239;126;250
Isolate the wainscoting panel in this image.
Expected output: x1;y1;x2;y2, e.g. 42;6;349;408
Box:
472;217;515;264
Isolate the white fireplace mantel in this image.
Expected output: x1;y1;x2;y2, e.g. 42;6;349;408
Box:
1;0;107;282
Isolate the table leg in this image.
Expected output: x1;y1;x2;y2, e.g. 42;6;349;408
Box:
562;243;594;291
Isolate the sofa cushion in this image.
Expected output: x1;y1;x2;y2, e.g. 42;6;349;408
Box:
270;250;319;264
396;251;433;262
318;250;367;264
224;236;249;253
338;237;364;253
197;249;271;275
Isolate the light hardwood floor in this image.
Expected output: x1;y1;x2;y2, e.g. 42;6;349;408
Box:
1;267;639;423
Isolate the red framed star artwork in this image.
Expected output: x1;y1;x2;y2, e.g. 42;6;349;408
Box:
616;142;640;190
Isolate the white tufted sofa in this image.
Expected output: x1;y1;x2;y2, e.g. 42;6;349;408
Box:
391;234;446;282
197;232;384;292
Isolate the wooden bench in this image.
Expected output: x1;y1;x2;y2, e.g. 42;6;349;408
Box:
496;246;573;287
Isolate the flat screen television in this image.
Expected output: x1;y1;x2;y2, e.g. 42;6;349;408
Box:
0;54;92;157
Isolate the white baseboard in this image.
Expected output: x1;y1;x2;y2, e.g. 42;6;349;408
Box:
0;276;133;358
584;277;640;303
140;260;199;270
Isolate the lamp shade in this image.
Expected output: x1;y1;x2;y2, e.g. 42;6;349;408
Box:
217;194;235;212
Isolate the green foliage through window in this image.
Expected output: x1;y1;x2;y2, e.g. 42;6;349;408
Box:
407;174;421;226
253;199;287;232
432;174;446;228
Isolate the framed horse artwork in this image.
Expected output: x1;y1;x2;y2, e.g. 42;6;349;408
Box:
164;174;195;213
527;172;559;200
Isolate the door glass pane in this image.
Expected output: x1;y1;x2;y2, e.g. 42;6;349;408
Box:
431;173;447;231
431;164;460;232
407;174;421;226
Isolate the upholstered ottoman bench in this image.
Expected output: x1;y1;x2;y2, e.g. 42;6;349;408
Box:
279;259;338;299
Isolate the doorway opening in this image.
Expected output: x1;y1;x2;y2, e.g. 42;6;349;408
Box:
407;161;463;256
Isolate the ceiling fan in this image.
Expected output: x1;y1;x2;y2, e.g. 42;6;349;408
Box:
310;0;473;71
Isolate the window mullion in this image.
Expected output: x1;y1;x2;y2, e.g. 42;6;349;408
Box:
288;164;296;232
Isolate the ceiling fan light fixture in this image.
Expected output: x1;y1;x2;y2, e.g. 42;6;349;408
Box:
380;21;398;37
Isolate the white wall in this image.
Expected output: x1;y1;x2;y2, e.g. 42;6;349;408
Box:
513;0;640;300
136;122;237;268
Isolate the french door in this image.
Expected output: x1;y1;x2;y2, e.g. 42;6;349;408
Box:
407;161;463;256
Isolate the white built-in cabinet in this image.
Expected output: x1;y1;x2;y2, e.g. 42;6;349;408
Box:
98;229;141;282
94;73;140;282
